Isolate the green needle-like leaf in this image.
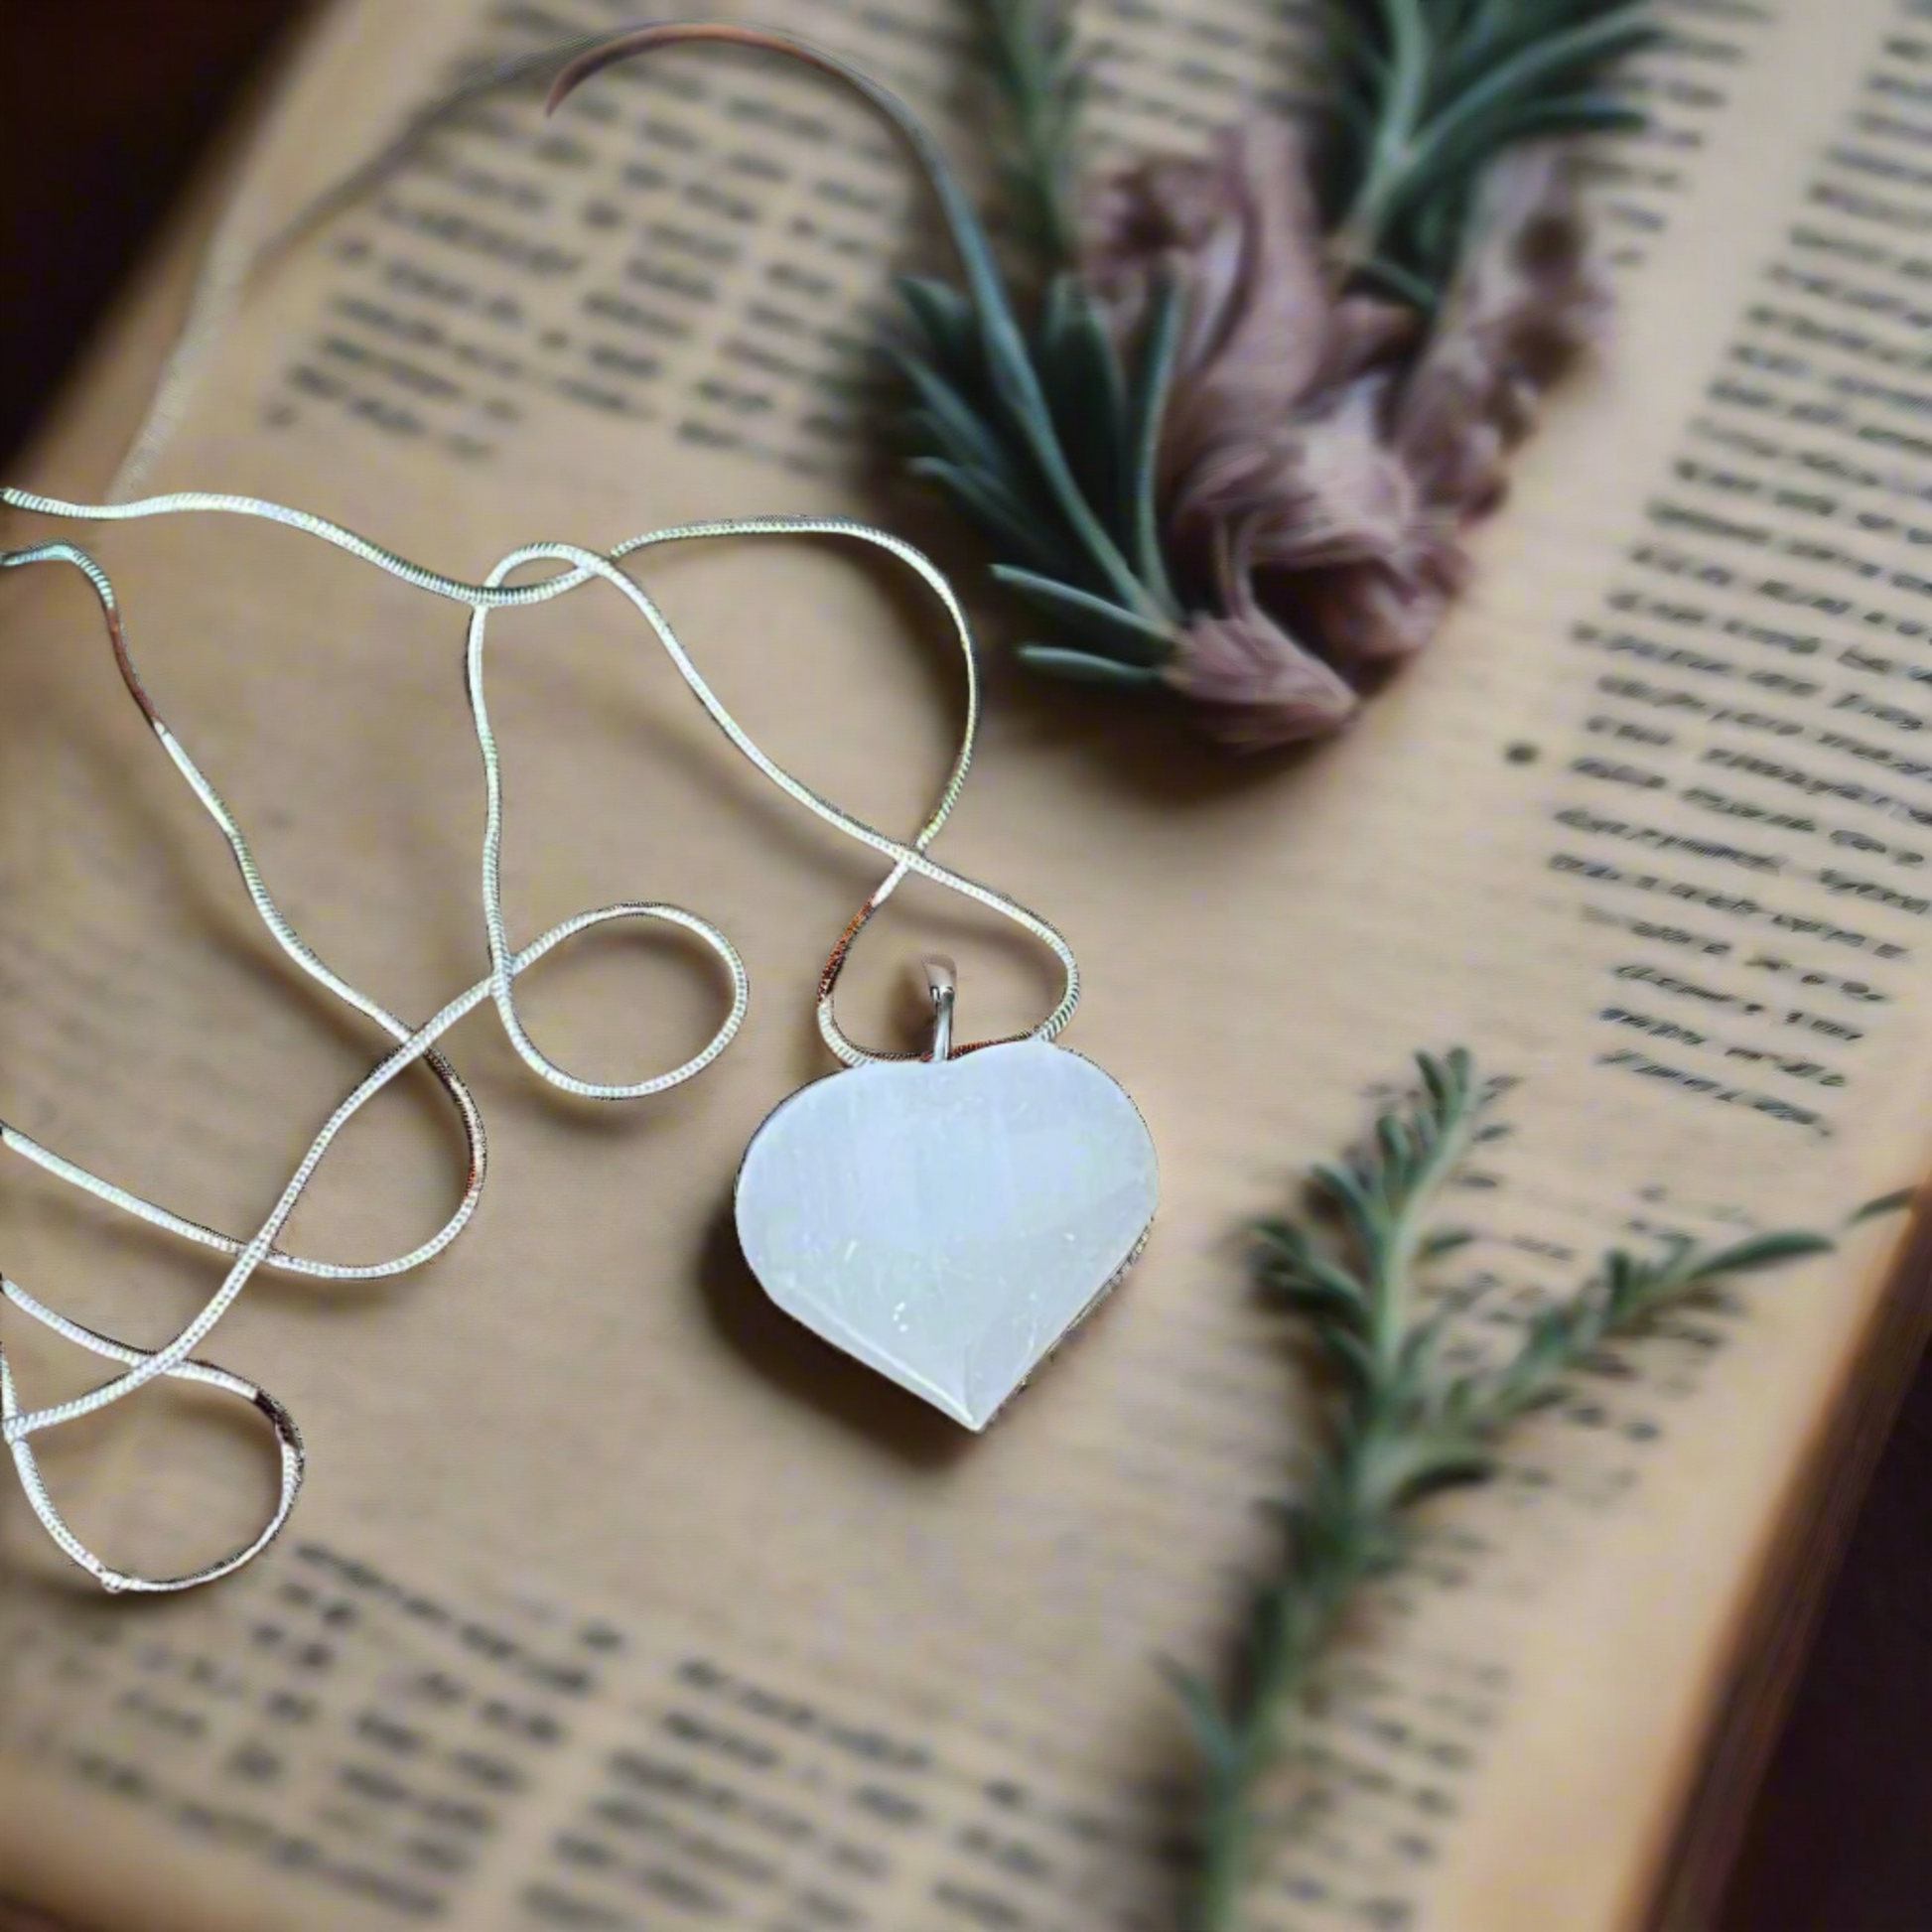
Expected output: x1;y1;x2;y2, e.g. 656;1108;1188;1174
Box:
991;565;1176;665
1686;1230;1837;1280
1164;1662;1241;1782
897;273;982;375
1849;1187;1917;1228
908;458;1066;577
1035;275;1138;554
1124;275;1186;611
895;351;1026;489
1319;0;1658;299
1014;643;1165;686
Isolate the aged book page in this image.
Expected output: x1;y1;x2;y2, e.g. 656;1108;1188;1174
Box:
5;1;1932;1929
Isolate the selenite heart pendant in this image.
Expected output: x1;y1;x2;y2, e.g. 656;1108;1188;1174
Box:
734;964;1158;1429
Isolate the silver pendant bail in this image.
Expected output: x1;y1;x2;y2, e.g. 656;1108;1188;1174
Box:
924;955;956;1063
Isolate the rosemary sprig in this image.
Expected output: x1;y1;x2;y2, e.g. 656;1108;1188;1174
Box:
975;0;1089;272
1320;0;1657;301
888;0;1187;684
1180;1049;1870;1930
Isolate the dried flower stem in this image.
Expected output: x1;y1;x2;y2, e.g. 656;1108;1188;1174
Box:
1182;1049;1870;1931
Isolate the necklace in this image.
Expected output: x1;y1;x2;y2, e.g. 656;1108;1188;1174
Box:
0;485;1156;1590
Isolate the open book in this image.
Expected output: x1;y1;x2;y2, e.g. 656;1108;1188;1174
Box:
4;0;1931;1925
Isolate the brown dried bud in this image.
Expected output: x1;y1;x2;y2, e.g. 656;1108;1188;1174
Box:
1165;607;1362;749
1263;143;1607;663
1276;537;1468;668
1393;141;1611;519
1090;122;1417;526
1092;121;1611;717
1162;523;1359;749
1177;375;1412;573
1087;119;1332;413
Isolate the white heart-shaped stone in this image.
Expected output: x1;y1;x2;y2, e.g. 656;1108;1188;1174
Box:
735;1040;1158;1429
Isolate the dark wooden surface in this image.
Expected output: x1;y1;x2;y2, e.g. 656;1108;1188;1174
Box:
2;8;1928;1928
0;5;294;463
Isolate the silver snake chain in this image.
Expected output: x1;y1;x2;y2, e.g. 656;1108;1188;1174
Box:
0;484;1081;1593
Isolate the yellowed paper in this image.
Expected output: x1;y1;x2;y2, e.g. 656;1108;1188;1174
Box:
4;1;1931;1928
